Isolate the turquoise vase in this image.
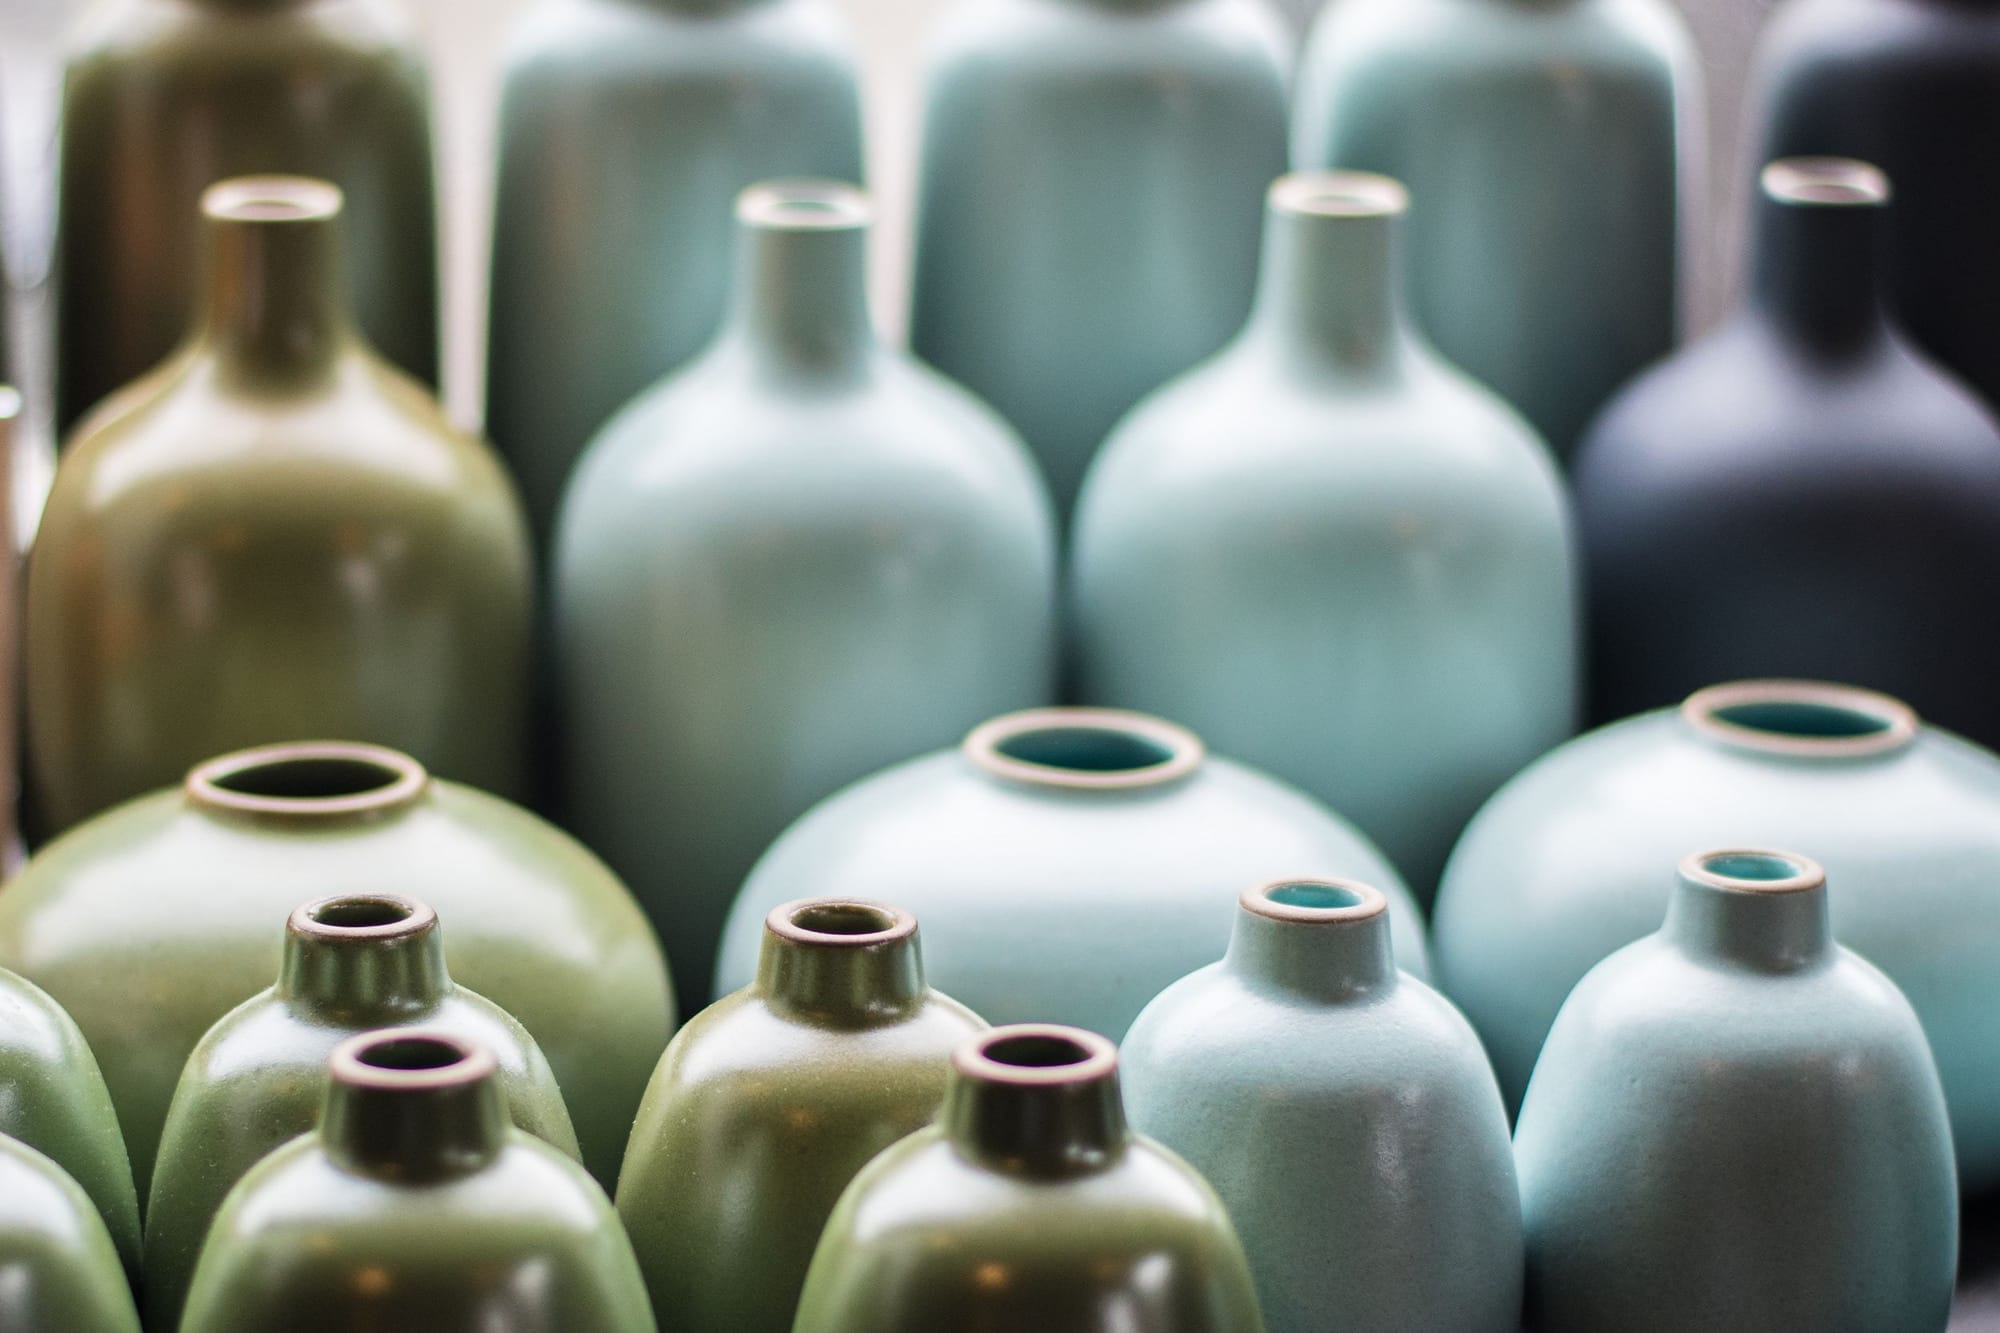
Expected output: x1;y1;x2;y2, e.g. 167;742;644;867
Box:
1516;850;1957;1331
554;181;1056;1019
1122;878;1521;1332
1292;0;1700;460
0;1135;141;1333
1072;171;1576;901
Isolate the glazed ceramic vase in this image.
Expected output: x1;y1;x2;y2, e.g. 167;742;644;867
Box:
1575;159;2000;738
144;894;581;1330
616;898;985;1333
0;1136;141;1333
179;1030;655;1331
794;1025;1263;1332
55;0;436;431
718;707;1427;1038
1516;850;1957;1331
1293;0;1698;461
1122;878;1521;1332
27;177;532;835
488;0;864;550
908;0;1291;528
0;740;672;1192
1072;171;1576;901
554;181;1055;1018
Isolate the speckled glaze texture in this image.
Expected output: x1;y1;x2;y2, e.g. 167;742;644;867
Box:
718;708;1427;1039
1516;851;1957;1331
0;1136;141;1333
794;1025;1264;1332
616;899;985;1333
1072;172;1577;902
1122;879;1521;1332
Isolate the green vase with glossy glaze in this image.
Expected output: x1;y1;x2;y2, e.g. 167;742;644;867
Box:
0;1135;141;1333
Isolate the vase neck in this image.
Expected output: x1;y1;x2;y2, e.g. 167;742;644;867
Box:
321;1032;508;1183
1247;173;1414;379
754;899;928;1026
193;177;357;389
277;896;452;1023
944;1027;1128;1178
1748;159;1893;359
720;180;875;379
1664;851;1833;974
1225;879;1399;1002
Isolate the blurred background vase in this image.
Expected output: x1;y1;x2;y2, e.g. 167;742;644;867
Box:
0;1136;140;1333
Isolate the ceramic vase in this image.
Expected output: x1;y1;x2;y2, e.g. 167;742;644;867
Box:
794;1025;1263;1331
179;1030;655;1331
144;893;581;1330
719;707;1427;1038
55;0;436;432
554;181;1055;1018
1293;0;1699;461
1122;878;1521;1332
908;0;1291;529
1516;850;1957;1331
0;1136;141;1333
488;0;864;551
27;177;531;835
1072;171;1576;901
616;898;985;1332
0;740;672;1192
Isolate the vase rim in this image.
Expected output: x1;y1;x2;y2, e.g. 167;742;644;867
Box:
1680;848;1826;897
737;178;871;232
954;1024;1119;1088
291;894;434;943
1269;170;1408;220
766;897;916;949
1241;876;1386;924
330;1029;497;1094
1761;157;1891;210
186;741;432;820
962;708;1205;791
1680;680;1918;759
202;175;345;226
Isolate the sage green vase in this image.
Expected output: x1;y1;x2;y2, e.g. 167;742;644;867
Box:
0;740;673;1193
616;898;985;1333
179;1030;655;1331
794;1025;1264;1332
0;1135;141;1333
144;894;581;1331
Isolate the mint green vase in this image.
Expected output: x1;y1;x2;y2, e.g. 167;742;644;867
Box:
0;1136;140;1333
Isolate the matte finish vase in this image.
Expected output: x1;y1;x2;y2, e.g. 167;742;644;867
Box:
179;1030;655;1332
144;894;581;1331
1073;172;1576;901
0;1136;141;1333
555;181;1055;1018
719;708;1427;1039
1575;159;2000;738
28;177;531;835
908;0;1291;527
1122;879;1521;1332
488;0;864;549
1516;850;1957;1331
616;898;986;1332
794;1025;1264;1332
1293;0;1698;460
0;740;673;1192
56;0;436;432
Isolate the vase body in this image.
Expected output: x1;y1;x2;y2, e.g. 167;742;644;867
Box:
1073;172;1576;902
0;741;672;1193
1122;879;1520;1332
1293;0;1697;461
55;0;436;433
555;181;1056;1018
0;1136;141;1333
616;898;985;1333
1516;851;1957;1331
1575;158;2000;738
908;0;1291;529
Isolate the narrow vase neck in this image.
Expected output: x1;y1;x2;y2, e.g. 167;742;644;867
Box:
1247;172;1413;378
1664;852;1833;974
944;1029;1128;1179
195;177;355;388
1225;881;1399;1002
321;1034;508;1183
722;181;875;378
755;900;927;1026
277;897;452;1024
1748;159;1892;358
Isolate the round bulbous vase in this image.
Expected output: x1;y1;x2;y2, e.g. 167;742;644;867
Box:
1122;879;1521;1332
794;1025;1264;1332
616;898;986;1333
0;1136;141;1333
179;1030;655;1332
144;894;581;1331
718;708;1428;1039
1516;850;1958;1331
0;741;673;1193
555;181;1055;1020
1073;172;1577;902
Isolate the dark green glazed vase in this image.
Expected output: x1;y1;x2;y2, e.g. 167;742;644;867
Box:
0;740;674;1194
794;1025;1264;1332
144;893;581;1330
616;898;985;1332
179;1030;656;1331
0;1134;141;1333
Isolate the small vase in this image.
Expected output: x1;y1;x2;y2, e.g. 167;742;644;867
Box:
0;1135;140;1333
718;707;1428;1039
1516;850;1958;1331
794;1025;1263;1332
1072;171;1577;901
144;893;581;1331
28;176;532;835
616;898;985;1333
179;1030;655;1331
1122;878;1521;1332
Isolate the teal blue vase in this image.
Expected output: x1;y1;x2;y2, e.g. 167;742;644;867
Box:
0;1135;141;1333
1072;171;1576;901
1516;850;1957;1331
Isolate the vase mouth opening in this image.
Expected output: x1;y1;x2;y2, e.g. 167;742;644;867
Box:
957;1025;1119;1088
1761;158;1890;210
1682;680;1917;759
292;894;433;941
737;179;871;233
331;1030;496;1092
202;175;345;225
767;897;916;948
1682;848;1826;896
1244;877;1386;924
1270;170;1408;220
964;708;1204;791
187;741;431;819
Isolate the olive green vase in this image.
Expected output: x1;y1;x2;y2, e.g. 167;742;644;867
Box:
0;1135;141;1333
144;894;581;1330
